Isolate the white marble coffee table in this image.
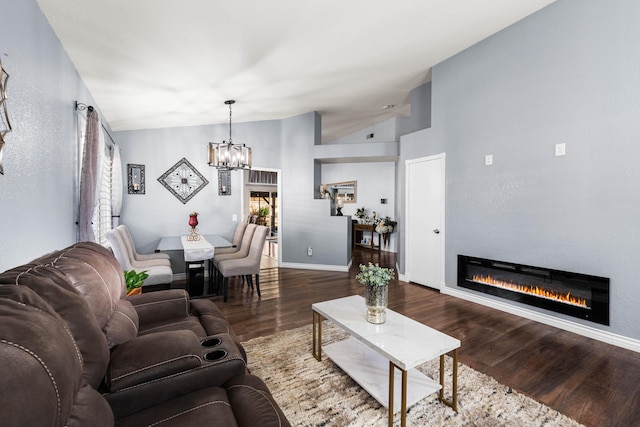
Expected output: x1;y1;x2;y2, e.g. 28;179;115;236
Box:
312;295;460;427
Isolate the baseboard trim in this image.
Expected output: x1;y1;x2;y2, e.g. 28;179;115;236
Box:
279;262;350;272
443;287;640;353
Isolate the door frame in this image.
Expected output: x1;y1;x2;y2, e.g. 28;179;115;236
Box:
404;153;446;289
243;167;282;266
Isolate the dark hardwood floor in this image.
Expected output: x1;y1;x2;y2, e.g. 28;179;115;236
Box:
190;248;640;427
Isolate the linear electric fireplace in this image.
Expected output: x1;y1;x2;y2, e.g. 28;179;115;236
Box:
458;255;610;325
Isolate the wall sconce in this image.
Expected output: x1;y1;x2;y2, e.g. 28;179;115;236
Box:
128;164;145;194
218;169;231;196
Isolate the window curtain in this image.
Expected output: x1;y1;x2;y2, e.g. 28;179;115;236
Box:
78;108;99;242
111;144;123;228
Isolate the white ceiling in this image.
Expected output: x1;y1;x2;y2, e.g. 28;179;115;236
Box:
37;0;555;143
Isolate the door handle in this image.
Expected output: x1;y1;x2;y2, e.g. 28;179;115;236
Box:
433;229;440;234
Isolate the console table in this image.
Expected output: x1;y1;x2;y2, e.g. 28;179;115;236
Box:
353;223;380;251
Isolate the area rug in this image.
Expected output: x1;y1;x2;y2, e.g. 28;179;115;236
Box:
242;323;584;427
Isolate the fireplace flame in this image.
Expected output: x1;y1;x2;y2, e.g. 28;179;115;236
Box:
471;274;588;308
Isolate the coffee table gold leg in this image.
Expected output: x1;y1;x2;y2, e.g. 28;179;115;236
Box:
388;362;408;427
388;362;394;427
312;311;322;361
438;348;458;411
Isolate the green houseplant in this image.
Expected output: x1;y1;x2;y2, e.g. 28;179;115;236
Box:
356;262;395;323
125;269;149;296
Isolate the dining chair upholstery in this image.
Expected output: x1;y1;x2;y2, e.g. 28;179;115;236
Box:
216;225;269;302
105;228;173;286
214;221;248;256
116;225;171;268
213;223;257;267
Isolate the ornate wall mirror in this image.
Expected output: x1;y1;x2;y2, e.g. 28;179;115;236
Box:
127;164;145;194
218;169;231;196
0;58;12;175
322;180;357;203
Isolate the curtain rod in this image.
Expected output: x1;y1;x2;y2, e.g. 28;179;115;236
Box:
75;101;116;146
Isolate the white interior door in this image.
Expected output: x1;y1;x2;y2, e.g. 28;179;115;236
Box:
406;154;445;289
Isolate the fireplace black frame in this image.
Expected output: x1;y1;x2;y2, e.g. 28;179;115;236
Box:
458;255;610;325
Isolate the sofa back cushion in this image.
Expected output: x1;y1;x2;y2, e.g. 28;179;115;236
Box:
0;264;109;388
34;242;139;348
0;285;113;426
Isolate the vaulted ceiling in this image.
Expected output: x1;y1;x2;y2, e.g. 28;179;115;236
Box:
37;0;555;142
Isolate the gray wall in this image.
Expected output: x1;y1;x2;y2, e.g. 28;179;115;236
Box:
115;111;352;269
428;0;640;339
114;120;282;257
281;112;351;266
0;0;98;271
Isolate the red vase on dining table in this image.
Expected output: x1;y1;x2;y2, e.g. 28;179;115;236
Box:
189;214;198;228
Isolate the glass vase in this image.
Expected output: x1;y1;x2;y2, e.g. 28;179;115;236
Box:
364;282;388;324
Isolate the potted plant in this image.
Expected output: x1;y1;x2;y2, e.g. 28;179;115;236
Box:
125;269;149;296
356;262;395;324
355;207;366;223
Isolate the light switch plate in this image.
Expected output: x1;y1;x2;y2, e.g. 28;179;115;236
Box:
485;154;493;166
555;143;566;156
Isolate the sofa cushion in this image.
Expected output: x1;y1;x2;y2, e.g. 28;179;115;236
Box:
116;386;238;427
0;286;113;427
0;265;109;389
34;242;140;347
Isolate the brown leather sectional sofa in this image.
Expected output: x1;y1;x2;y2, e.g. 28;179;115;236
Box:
0;242;290;426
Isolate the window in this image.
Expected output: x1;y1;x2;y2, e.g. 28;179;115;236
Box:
92;129;113;247
77;109;119;247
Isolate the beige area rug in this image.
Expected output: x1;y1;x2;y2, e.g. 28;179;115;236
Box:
242;323;584;427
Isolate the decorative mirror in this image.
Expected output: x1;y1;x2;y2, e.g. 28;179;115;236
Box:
218;169;231;196
322;181;357;203
0;58;12;175
127;164;145;194
158;157;209;204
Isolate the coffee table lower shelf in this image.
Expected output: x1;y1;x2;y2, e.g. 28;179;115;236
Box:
323;337;442;413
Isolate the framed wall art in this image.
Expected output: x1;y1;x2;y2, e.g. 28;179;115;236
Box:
157;157;209;204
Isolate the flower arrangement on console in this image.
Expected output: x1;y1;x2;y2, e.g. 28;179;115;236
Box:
355;207;366;220
375;216;397;234
356;262;395;287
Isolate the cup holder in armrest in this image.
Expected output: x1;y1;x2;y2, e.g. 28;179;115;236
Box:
201;337;222;347
204;349;227;362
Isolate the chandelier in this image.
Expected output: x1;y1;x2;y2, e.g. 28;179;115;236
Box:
207;100;252;170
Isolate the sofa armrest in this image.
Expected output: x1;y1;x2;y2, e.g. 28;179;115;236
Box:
105;331;247;419
106;330;202;391
127;289;190;325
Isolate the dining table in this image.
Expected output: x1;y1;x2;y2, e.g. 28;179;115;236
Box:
156;234;233;297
